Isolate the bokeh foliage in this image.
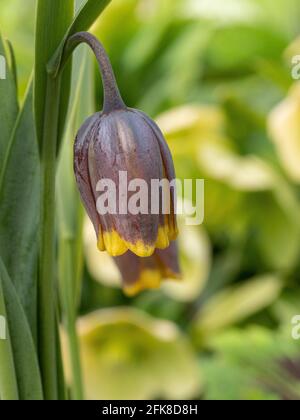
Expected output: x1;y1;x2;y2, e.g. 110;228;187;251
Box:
1;0;300;400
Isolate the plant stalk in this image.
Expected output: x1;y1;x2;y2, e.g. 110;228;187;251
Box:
38;75;61;400
59;239;84;400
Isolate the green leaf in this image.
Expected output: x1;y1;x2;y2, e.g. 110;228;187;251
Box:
201;358;279;401
64;308;201;400
253;187;300;271
0;81;39;335
5;40;18;91
0;33;19;168
34;0;74;149
0;269;19;400
192;275;282;341
0;258;43;400
55;313;67;400
205;25;286;74
68;0;112;37
268;84;300;183
202;326;300;400
48;0;112;77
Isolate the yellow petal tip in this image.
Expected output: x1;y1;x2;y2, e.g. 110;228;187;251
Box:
123;269;162;296
103;230;128;256
99;222;178;257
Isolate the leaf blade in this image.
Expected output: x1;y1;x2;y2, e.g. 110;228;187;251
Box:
48;0;112;76
34;0;74;148
192;275;283;340
0;33;19;167
0;270;19;400
0;81;39;335
0;258;43;400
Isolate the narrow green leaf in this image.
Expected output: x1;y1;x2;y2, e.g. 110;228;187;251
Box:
48;0;112;77
5;40;18;92
55;315;67;401
0;81;39;336
34;0;74;149
0;258;43;400
0;271;19;400
69;0;111;34
0;33;19;168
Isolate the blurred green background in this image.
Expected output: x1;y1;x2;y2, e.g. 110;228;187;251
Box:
2;0;300;400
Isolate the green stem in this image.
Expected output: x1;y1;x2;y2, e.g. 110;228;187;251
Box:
67;311;84;400
38;75;61;400
0;277;19;400
55;309;67;400
59;239;84;400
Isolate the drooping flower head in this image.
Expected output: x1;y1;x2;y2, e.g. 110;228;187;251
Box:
72;32;178;258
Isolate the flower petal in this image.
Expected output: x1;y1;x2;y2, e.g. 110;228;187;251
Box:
91;110;165;256
74;113;102;236
114;241;181;296
133;109;178;239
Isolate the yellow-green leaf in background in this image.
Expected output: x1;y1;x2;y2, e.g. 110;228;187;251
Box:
253;192;300;271
62;308;202;400
201;326;300;400
156;105;225;159
198;143;276;191
192;275;282;344
268;83;300;183
162;208;211;302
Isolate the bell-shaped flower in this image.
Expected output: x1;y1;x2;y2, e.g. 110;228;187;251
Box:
73;32;177;257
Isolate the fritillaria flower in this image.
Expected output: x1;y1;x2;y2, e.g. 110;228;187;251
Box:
72;32;178;258
114;241;181;296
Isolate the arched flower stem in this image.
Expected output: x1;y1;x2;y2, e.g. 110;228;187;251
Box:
67;32;126;113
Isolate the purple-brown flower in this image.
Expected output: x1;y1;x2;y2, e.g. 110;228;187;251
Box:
72;32;178;257
114;241;181;296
